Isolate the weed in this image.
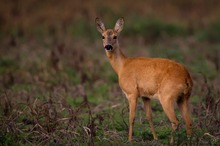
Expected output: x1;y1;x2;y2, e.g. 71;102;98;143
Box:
0;1;220;145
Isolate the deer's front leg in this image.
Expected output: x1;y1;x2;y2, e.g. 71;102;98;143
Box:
127;94;138;142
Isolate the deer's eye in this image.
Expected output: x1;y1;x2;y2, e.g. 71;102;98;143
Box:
113;36;117;39
102;36;105;39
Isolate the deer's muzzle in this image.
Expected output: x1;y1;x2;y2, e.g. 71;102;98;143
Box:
104;45;113;51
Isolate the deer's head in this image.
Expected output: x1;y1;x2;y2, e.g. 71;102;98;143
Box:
95;18;124;51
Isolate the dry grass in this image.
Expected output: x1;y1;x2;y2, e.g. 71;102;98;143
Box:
1;0;220;32
0;0;220;145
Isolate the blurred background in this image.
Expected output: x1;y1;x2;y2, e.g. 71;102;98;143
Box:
0;0;220;145
1;0;220;39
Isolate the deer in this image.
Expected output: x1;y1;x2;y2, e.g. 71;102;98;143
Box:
95;17;193;142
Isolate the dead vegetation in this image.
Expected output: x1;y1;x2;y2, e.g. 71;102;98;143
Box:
0;0;220;145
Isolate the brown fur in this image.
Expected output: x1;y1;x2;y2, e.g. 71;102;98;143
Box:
95;18;193;142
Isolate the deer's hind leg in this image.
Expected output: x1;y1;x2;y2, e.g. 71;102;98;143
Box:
177;94;192;137
160;97;179;132
159;91;180;144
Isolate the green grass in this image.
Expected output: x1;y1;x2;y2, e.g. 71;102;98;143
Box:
124;16;188;39
64;67;81;85
0;58;19;75
196;21;220;42
0;13;220;145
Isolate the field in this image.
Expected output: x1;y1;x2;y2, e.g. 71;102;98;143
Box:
0;0;220;145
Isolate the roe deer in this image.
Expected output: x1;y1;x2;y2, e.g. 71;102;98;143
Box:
95;18;193;142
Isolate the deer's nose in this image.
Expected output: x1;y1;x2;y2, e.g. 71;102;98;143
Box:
104;45;113;51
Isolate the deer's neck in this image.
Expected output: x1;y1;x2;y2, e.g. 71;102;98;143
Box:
106;45;127;75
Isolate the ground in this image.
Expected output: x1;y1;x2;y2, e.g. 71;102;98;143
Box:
0;0;220;145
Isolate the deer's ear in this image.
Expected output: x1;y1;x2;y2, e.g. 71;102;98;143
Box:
114;18;124;33
95;18;106;33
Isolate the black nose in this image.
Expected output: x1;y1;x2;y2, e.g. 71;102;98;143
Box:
104;45;113;51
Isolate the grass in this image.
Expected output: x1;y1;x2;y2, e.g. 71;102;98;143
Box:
0;1;220;145
196;21;220;42
124;16;188;40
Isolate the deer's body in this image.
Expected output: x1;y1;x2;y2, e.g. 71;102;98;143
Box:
119;57;192;98
96;18;193;142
